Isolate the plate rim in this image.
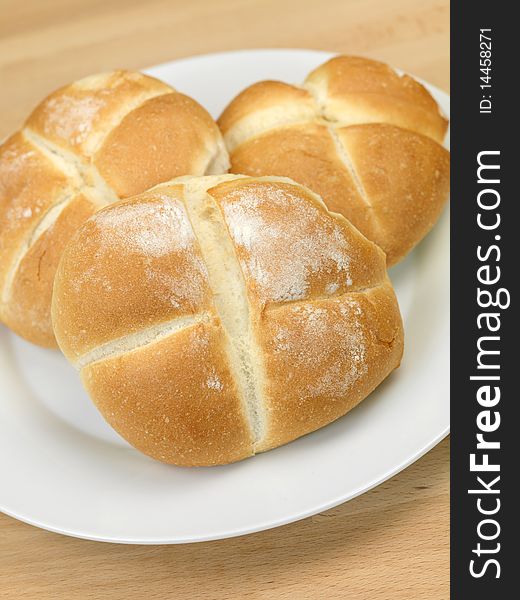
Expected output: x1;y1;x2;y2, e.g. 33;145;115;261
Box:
0;426;449;544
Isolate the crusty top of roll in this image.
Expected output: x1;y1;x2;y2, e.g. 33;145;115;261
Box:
0;70;229;347
52;174;403;466
305;55;448;141
219;55;450;266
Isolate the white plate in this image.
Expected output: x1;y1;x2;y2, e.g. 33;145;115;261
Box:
0;50;449;544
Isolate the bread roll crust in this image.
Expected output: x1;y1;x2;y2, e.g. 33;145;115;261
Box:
0;70;229;347
53;174;404;466
218;55;450;266
25;70;172;156
52;184;213;362
82;318;254;466
94;92;227;198
337;124;450;265
218;81;318;151
228;123;378;245
257;283;402;451
6;193;97;347
305;55;448;141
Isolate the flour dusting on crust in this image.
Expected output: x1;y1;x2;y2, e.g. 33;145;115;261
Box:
271;297;368;398
92;197;195;257
40;95;107;146
72;196;209;310
220;183;353;303
0;145;36;176
144;264;207;308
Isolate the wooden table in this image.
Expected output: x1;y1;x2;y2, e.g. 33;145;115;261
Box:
0;1;450;598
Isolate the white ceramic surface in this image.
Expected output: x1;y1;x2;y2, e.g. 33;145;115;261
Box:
0;49;450;543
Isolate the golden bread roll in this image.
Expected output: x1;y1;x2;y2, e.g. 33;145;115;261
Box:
52;174;404;467
0;70;229;347
219;55;450;266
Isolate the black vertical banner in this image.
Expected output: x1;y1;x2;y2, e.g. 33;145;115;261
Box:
451;3;516;597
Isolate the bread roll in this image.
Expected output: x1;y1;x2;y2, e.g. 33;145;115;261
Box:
52;174;404;466
0;70;229;347
219;55;450;266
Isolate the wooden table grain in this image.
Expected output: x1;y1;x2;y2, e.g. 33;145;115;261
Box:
0;1;450;598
